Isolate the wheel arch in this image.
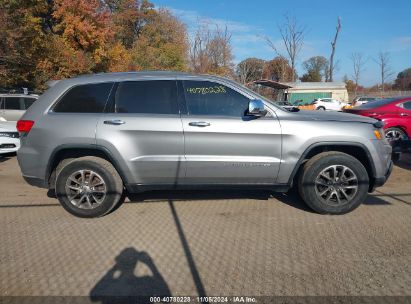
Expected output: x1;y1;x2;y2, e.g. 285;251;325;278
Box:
46;144;130;190
288;142;377;191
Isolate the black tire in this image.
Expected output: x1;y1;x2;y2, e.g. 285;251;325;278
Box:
317;106;325;111
55;156;123;218
385;127;408;142
298;152;369;214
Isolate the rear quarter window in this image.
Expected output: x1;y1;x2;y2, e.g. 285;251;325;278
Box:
53;83;114;113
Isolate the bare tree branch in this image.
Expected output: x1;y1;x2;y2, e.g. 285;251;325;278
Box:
328;17;341;82
350;52;366;96
374;51;394;92
264;14;306;82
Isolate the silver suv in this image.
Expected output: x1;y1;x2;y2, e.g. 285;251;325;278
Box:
17;72;393;217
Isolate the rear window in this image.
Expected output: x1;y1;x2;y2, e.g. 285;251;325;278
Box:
115;80;178;114
54;83;113;113
356;98;397;109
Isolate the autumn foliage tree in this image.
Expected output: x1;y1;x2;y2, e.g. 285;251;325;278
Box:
262;56;294;82
0;0;189;90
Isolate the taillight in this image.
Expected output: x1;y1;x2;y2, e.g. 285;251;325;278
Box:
16;120;35;133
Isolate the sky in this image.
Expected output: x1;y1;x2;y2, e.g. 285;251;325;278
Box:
151;0;411;86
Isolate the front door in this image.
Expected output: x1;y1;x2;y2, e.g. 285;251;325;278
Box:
96;80;185;186
180;80;282;185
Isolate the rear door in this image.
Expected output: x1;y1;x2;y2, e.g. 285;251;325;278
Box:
179;79;282;185
96;79;185;186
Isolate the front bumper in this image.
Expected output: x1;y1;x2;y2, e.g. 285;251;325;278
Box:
371;160;393;191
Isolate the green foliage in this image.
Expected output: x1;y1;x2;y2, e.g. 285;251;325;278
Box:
301;56;329;82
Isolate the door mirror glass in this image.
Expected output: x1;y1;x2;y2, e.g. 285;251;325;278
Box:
248;99;267;117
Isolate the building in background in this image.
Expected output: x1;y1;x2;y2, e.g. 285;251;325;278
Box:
249;80;348;105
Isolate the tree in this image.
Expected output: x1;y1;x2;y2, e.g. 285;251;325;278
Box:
265;14;305;81
343;75;356;93
350;53;365;96
104;0;156;49
327;17;341;82
300;70;322;82
374;51;394;92
262;56;294;82
236;58;265;84
131;8;188;71
0;0;53;89
394;68;411;90
301;56;328;82
189;23;234;76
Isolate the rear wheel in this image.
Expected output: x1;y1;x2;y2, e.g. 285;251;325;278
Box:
298;152;369;214
55;156;123;218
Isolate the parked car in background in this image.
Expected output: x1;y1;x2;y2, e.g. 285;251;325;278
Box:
0;121;20;155
344;96;411;142
353;96;377;106
313;98;347;111
0;93;38;121
17;72;392;217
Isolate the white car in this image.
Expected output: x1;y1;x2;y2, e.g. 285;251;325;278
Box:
0;121;20;155
312;98;347;111
0;93;38;121
353;96;377;106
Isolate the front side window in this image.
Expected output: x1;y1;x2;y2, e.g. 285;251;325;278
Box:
402;101;411;110
54;82;113;113
115;80;178;114
4;97;21;110
183;80;250;117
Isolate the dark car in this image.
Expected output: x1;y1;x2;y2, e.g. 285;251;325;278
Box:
343;96;411;142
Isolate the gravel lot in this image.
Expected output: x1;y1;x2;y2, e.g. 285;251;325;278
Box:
0;154;410;302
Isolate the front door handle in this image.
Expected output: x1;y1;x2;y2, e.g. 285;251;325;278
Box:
400;113;409;117
104;119;125;125
189;121;210;127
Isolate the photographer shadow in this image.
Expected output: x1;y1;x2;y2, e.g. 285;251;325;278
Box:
90;247;171;304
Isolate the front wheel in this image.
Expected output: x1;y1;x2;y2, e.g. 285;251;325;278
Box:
298;152;369;214
316;106;326;111
385;127;407;142
55;156;124;218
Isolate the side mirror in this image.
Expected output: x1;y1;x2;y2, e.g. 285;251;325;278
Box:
248;99;267;117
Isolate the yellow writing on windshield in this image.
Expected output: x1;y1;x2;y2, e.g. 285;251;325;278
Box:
186;86;226;95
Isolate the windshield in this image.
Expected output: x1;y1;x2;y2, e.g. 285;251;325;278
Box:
356;98;397;109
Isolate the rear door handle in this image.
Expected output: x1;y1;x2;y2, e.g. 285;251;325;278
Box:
400;113;409;117
189;121;210;127
104;119;125;125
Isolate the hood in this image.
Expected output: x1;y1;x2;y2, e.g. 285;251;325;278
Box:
0;121;17;132
290;110;377;124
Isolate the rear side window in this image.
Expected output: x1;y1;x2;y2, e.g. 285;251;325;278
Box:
23;98;36;110
115;80;178;114
182;80;250;117
54;83;113;113
4;97;21;110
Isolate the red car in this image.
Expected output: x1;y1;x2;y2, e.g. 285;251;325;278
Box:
343;96;411;141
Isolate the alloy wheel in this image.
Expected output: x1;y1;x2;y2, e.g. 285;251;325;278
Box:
314;165;358;206
65;169;107;209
